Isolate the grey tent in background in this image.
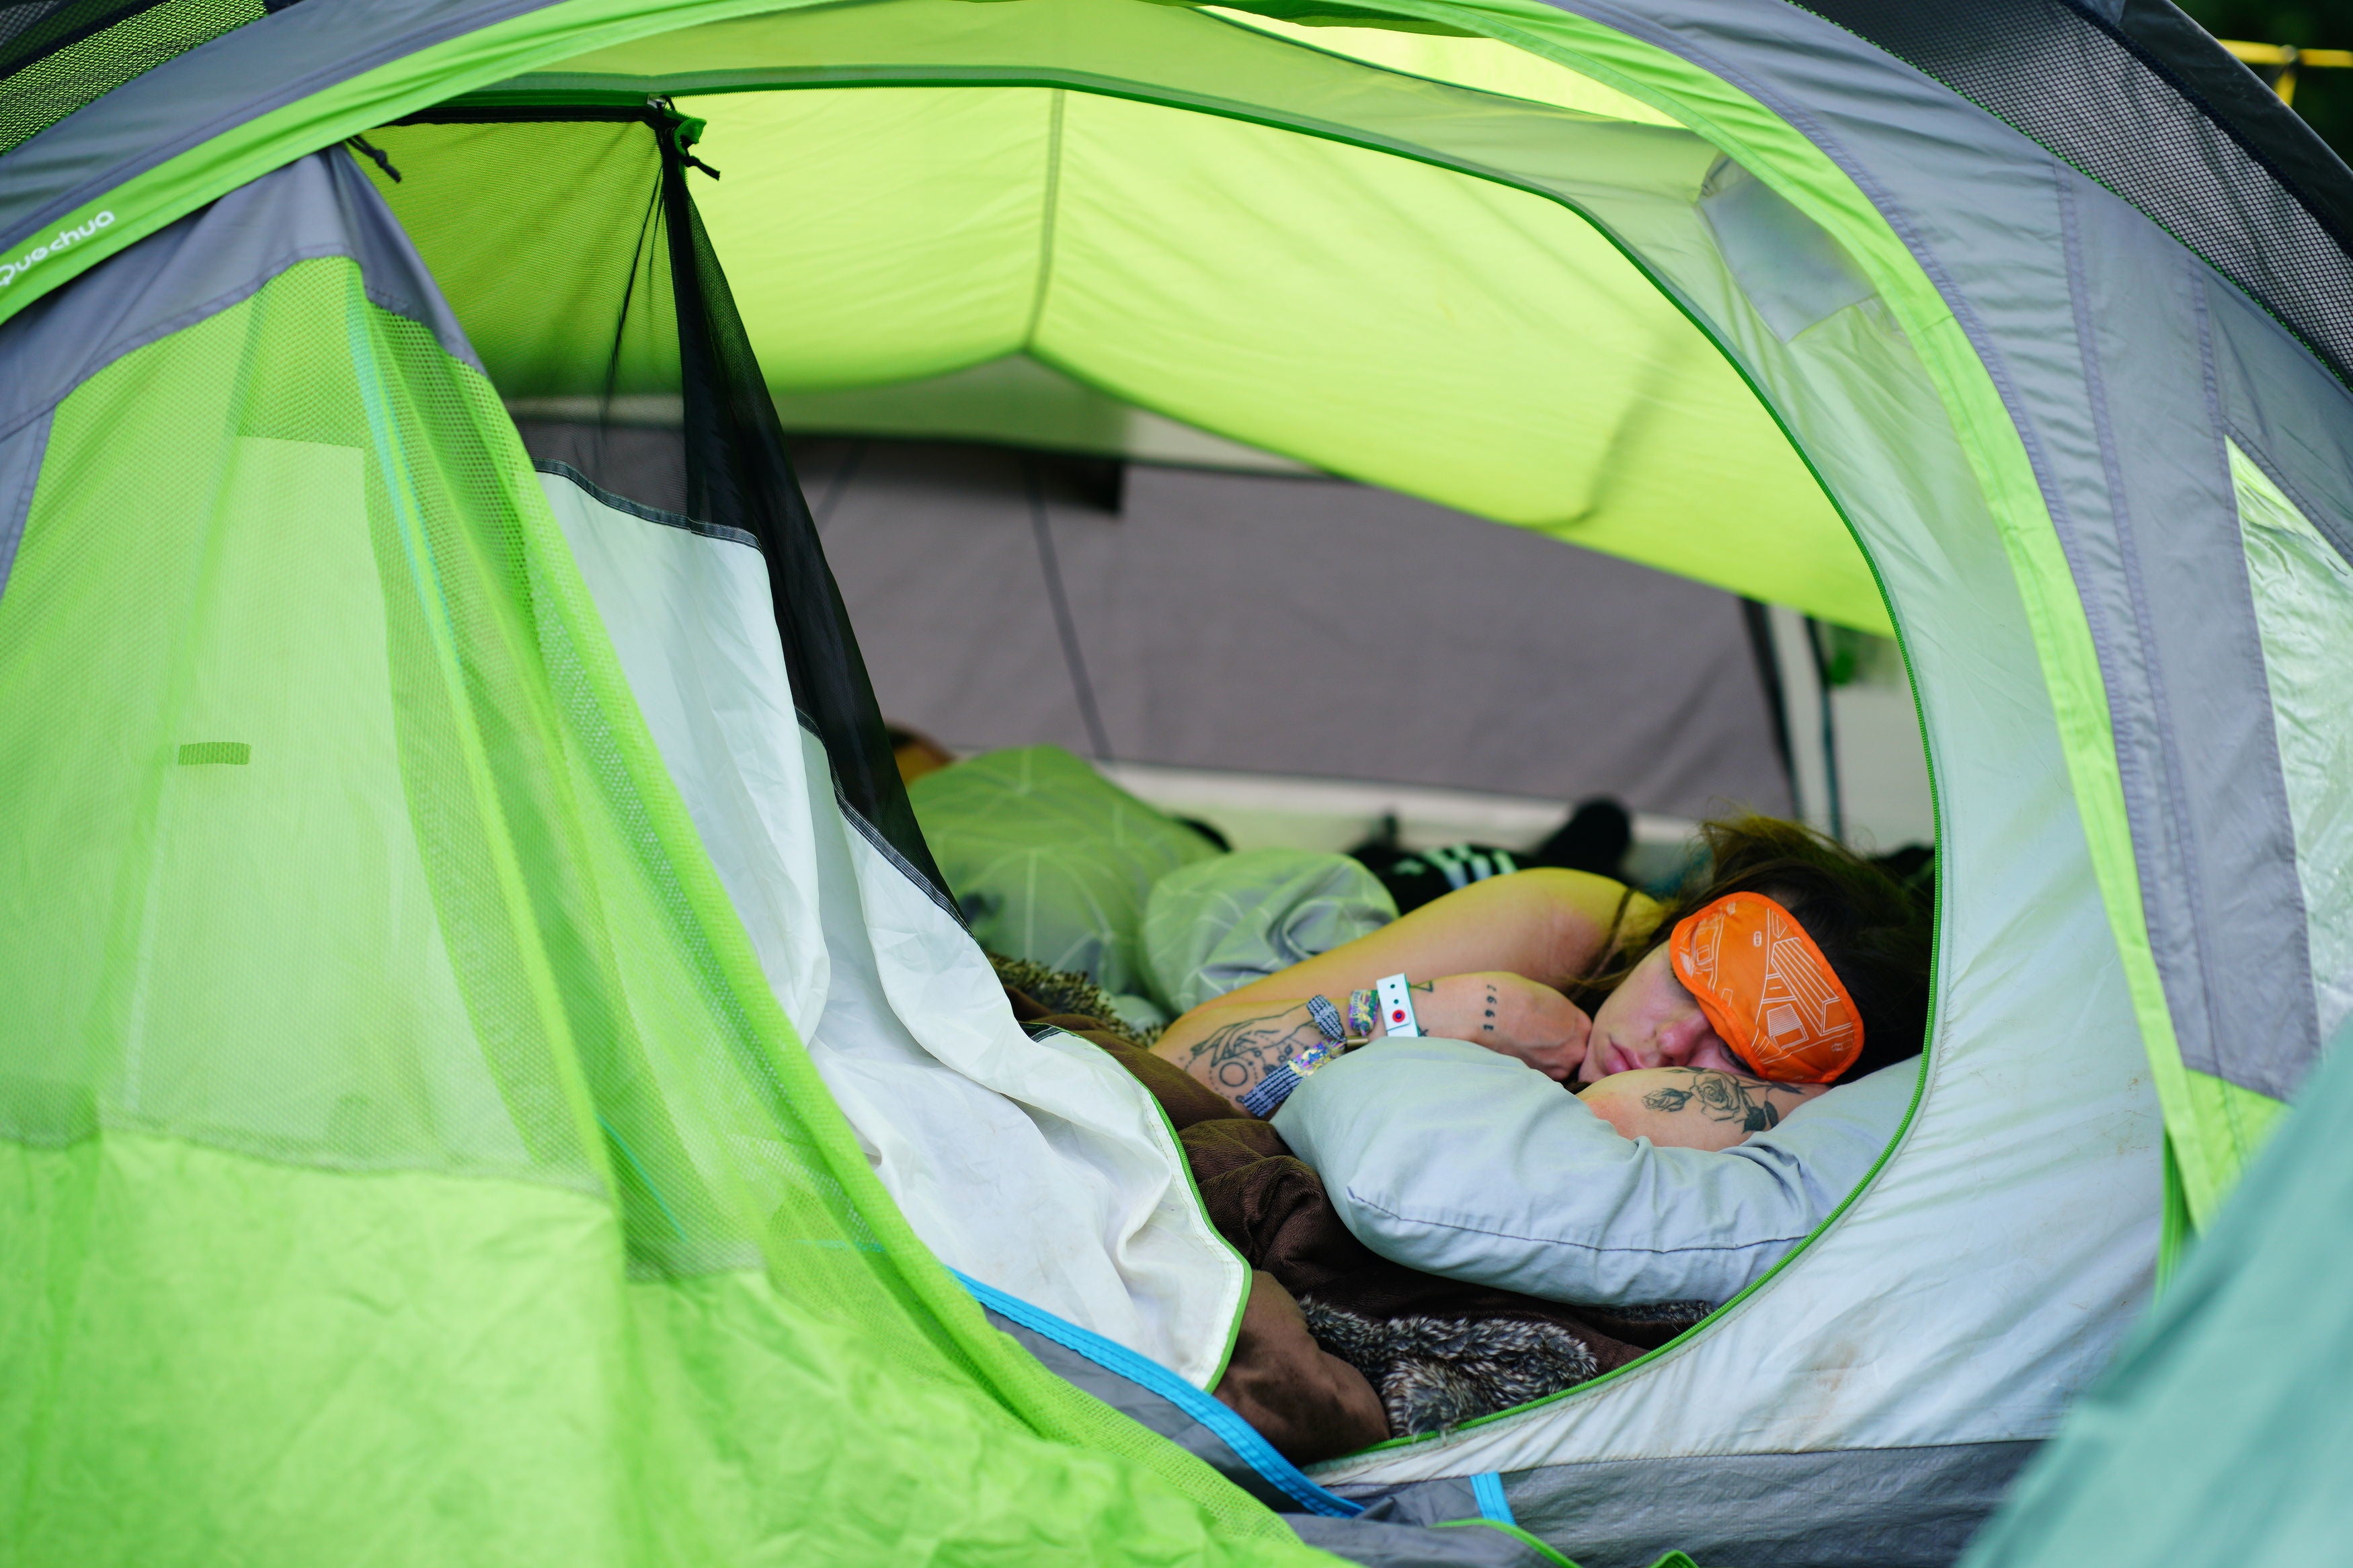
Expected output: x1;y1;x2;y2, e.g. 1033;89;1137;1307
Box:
797;436;1800;820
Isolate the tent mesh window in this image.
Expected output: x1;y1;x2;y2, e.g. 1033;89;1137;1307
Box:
0;151;1304;1559
368;105;953;903
0;0;279;155
1800;0;2353;387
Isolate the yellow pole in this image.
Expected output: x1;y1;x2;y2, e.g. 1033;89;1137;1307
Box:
2221;38;2353;105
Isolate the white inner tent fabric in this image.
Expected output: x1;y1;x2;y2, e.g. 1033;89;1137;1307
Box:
543;469;1247;1389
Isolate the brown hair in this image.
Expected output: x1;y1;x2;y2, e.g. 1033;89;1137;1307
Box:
1571;816;1933;1080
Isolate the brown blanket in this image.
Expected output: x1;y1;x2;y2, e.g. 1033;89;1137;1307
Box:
1002;985;1709;1459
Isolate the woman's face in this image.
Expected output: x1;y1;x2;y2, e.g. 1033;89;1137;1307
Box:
1578;944;1749;1083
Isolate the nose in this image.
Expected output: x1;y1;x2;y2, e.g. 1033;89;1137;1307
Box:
1653;1008;1723;1067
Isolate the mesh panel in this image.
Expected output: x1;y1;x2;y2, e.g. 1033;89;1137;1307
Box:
1800;0;2353;386
0;0;266;156
365;109;952;898
0;247;1314;1559
0;259;594;1187
0;249;945;1282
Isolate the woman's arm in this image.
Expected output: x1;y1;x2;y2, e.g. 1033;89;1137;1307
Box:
1207;868;1650;1013
1576;1067;1830;1151
1155;971;1594;1110
1154;995;1333;1108
1151;868;1650;1112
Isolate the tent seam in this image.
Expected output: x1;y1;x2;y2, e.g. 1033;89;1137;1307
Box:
2052;171;2223;1196
534;458;760;549
2182;271;2318;1112
2171;265;2250;1107
0;409;48;604
0;237;415;446
1021;85;1064;354
0;1118;614;1203
2224;423;2353;575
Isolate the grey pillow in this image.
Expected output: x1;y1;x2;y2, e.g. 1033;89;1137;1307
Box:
908;746;1217;1027
1275;1037;1915;1305
1142;848;1397;1015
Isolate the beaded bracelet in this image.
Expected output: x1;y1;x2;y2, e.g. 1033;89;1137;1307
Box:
1240;993;1359;1118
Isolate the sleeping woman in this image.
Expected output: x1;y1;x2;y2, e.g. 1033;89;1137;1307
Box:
1150;815;1931;1151
1148;817;1930;1460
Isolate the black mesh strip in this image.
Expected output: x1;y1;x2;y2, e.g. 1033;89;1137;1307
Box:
0;0;270;157
652;117;953;903
2106;0;2353;253
2063;1;2353;255
1794;0;2353;389
1;0;154;73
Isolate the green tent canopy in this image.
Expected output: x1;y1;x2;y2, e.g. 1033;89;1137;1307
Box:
3;0;2350;1563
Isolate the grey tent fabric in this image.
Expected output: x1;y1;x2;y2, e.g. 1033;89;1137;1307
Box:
0;145;474;431
0;418;45;601
804;439;1796;819
1562;0;2324;1100
2036;172;2313;1101
0;147;466;608
0;0;564;258
1955;1016;2353;1568
1485;1441;2040;1568
1798;0;2353;388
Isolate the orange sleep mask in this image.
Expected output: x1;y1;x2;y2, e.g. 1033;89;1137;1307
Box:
1669;893;1862;1084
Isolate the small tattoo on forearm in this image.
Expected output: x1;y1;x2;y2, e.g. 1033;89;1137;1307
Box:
1482;981;1497;1034
1639;1069;1807;1133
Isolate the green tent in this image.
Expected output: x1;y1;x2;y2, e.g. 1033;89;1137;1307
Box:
3;0;2349;1563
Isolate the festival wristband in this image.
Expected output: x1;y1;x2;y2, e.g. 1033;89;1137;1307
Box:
1346;987;1378;1040
1375;973;1421;1038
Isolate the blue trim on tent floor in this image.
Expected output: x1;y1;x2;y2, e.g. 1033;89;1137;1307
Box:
1470;1470;1515;1525
953;1269;1365;1518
